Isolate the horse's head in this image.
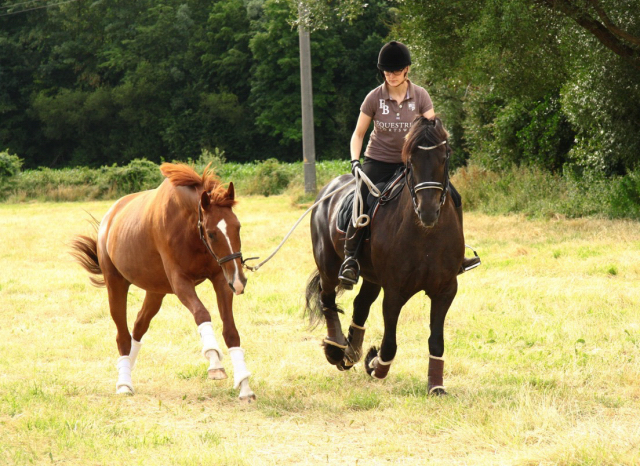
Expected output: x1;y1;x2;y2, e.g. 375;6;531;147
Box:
199;182;247;295
402;116;451;228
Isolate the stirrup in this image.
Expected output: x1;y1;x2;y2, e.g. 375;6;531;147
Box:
338;257;360;288
459;245;481;274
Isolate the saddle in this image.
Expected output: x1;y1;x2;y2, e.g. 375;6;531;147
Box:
336;167;407;234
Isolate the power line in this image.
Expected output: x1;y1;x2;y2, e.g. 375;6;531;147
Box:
0;0;81;17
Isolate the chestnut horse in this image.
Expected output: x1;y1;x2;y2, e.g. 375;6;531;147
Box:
306;117;463;394
71;163;255;401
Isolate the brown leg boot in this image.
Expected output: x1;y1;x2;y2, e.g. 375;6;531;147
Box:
428;355;447;395
455;205;481;274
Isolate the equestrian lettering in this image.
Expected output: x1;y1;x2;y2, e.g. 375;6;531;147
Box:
374;121;412;132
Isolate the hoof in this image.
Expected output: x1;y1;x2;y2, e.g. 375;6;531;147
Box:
116;385;134;396
323;342;346;366
429;387;447;396
364;346;378;377
239;393;257;403
337;358;355;371
208;368;228;380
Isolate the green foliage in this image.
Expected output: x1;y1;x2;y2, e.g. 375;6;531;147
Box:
244;158;294;196
0;150;22;198
4;158;640;221
1;0;393;168
453;163;622;219
249;0;391;161
105;159;164;196
0;150;22;182
465;91;574;172
561;48;640;175
608;169;640;219
396;0;640;176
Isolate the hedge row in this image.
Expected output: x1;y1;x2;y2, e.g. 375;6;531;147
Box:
2;150;640;220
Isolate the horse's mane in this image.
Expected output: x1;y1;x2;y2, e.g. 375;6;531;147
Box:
159;162;236;207
402;116;450;164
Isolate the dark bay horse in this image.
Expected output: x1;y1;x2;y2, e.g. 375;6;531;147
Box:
306;117;464;394
71;163;256;401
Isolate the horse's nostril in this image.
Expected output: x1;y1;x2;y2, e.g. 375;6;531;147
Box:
228;283;235;293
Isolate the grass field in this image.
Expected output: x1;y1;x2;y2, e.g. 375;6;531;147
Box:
1;196;639;465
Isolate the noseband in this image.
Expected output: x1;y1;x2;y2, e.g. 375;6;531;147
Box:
197;199;246;266
406;139;450;216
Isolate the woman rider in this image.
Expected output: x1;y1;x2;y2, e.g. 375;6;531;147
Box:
338;41;481;287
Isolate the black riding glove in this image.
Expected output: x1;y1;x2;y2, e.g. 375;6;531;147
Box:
350;159;362;176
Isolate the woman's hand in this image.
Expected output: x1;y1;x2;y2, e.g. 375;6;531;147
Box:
350;159;362;176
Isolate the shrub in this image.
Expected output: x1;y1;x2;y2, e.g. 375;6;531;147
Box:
0;151;23;197
104;159;164;197
244;158;294;196
608;169;640;220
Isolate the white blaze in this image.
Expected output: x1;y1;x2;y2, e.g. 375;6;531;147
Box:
217;219;244;294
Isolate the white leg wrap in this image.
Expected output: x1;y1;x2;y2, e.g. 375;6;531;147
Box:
228;347;251;389
129;337;142;370
116;356;134;395
198;322;224;371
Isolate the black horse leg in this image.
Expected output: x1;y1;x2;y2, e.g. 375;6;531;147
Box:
342;280;381;368
427;284;457;395
319;287;348;367
365;290;409;379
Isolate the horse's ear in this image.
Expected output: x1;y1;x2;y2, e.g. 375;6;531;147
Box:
226;182;235;201
201;190;211;209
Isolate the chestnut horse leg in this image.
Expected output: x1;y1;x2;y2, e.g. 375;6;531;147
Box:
426;284;457;395
105;275;133;394
365;290;409;379
130;292;165;369
167;273;227;380
211;273;255;402
343;280;381;368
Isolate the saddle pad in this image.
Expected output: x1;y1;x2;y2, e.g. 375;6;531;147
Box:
337;190;356;233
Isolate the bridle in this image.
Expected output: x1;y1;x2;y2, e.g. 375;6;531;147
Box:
406;139;450;216
197;199;254;267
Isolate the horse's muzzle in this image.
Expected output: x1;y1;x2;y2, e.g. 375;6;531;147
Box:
417;207;440;229
229;276;247;295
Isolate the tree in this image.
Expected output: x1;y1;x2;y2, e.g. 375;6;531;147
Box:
395;0;640;174
536;0;640;71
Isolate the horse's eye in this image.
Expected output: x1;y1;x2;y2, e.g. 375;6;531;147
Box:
208;232;216;240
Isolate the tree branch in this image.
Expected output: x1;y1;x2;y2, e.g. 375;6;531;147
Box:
587;0;640;47
537;0;640;71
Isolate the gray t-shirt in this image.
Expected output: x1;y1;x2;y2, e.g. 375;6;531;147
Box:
361;80;433;163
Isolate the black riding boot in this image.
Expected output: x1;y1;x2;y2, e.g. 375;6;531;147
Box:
455;205;481;274
338;222;365;289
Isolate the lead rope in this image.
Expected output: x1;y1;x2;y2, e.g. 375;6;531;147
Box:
351;167;381;228
244;170;381;272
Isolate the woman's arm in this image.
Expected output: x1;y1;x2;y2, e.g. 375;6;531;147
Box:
350;112;373;161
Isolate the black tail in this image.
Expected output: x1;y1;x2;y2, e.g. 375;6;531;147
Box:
70;216;105;287
304;269;323;328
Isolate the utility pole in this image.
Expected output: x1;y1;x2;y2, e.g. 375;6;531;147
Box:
298;4;317;194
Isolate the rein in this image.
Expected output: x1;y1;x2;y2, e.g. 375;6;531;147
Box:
197;199;257;267
241;180;356;272
406;139;450;215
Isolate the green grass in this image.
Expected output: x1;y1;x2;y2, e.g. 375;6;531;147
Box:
1;198;640;465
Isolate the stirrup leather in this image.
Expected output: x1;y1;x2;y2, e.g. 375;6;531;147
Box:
460;245;481;274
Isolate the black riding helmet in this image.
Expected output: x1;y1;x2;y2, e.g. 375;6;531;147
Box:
377;41;411;72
